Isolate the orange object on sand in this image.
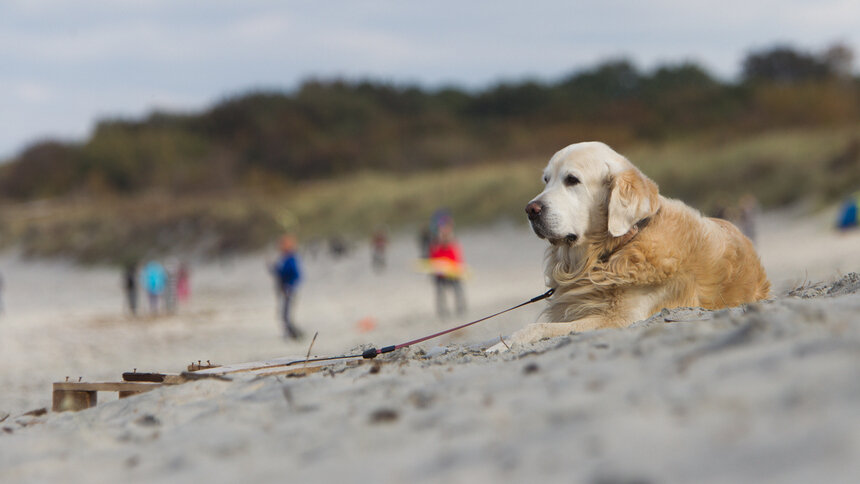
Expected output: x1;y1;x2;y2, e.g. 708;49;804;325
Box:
357;316;377;333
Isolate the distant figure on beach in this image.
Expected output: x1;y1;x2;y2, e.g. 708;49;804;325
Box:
371;227;388;272
418;227;432;259
836;192;860;231
177;262;190;303
329;236;348;259
737;193;760;244
122;262;138;315
428;219;467;318
165;260;179;314
142;260;167;315
271;235;304;340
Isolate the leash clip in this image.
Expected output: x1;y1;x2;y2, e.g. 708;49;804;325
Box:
530;288;555;303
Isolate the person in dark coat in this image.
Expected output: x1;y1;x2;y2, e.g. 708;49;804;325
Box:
271;235;303;340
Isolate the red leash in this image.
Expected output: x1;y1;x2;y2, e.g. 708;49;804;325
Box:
286;288;555;365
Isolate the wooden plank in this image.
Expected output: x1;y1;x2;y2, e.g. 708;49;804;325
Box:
53;382;162;392
52;390;97;412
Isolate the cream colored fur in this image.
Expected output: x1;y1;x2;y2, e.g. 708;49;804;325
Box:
488;142;770;352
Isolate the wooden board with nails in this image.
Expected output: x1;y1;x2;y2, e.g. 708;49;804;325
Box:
51;354;361;412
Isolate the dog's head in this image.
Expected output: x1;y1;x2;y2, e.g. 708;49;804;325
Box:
526;141;659;246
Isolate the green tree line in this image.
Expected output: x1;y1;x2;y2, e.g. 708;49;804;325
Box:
1;43;857;200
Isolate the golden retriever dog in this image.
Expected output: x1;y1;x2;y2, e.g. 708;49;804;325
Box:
488;141;769;351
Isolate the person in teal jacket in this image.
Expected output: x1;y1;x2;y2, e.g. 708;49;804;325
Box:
142;260;167;315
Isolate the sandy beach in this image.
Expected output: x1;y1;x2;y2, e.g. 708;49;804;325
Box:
1;208;860;483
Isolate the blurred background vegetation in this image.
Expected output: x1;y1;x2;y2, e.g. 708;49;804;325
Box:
1;43;859;263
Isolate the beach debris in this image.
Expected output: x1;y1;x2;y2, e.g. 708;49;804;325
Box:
134;414;160;427
423;346;448;358
408;390;434;409
304;332;319;367
22;408;47;417
0;412;8;423
661;307;712;323
825;272;860;297
523;362;540;374
788;272;860;298
369;408;399;424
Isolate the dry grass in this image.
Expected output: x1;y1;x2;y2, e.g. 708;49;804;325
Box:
2;125;858;264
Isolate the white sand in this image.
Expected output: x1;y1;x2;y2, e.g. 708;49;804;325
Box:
1;210;859;483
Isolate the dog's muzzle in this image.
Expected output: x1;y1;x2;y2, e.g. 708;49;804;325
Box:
526;201;549;239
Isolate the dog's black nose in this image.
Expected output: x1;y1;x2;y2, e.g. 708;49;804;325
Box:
526;201;544;221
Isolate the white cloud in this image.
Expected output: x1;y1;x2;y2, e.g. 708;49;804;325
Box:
0;0;859;157
230;14;293;42
14;81;54;103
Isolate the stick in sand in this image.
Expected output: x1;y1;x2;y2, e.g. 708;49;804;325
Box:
304;332;319;369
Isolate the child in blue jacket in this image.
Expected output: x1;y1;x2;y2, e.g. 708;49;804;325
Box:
271;236;303;339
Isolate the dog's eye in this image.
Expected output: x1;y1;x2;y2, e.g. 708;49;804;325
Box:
543;175;550;184
564;174;580;186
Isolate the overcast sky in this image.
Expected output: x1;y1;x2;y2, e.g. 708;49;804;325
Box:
1;0;858;158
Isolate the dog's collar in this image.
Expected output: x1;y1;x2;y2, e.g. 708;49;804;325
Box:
600;209;658;263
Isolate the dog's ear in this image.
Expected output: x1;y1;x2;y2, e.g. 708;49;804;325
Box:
607;169;659;237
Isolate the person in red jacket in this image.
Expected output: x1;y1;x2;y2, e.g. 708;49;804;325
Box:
428;221;466;317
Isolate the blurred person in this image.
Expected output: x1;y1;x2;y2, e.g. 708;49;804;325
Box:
836;192;860;231
371;227;388;272
177;262;191;303
165;259;179;314
271;235;304;340
428;221;467;318
737;193;760;244
329;235;349;259
418;227;432;259
142;260;167;315
122;262;138;316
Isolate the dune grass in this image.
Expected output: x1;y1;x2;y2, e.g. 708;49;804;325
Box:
1;125;858;263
